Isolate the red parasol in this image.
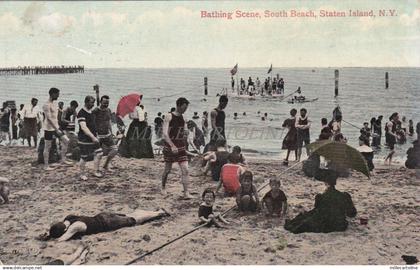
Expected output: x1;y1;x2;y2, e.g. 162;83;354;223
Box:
116;93;143;118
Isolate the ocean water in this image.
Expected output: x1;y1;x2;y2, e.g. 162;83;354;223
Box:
1;67;419;162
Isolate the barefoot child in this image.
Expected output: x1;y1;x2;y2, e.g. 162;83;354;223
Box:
198;188;229;227
262;178;287;217
236;171;260;212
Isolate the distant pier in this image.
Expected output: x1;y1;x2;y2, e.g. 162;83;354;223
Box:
0;65;84;76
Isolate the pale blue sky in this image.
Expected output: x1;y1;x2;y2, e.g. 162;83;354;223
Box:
0;1;419;68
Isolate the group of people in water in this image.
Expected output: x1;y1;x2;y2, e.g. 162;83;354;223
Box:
231;75;285;96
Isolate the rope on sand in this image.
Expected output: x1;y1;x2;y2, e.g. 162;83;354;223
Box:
125;222;210;265
124;160;304;265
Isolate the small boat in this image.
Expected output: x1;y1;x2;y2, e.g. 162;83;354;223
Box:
287;97;319;104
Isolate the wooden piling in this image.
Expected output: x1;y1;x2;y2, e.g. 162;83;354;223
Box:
334;69;339;96
94;85;100;106
204;77;208;96
385;72;389;89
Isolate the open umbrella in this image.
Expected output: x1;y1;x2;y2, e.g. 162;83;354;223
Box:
116;93;143;118
308;140;370;178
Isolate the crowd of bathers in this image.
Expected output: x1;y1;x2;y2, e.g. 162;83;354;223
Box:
1;89;419;244
228;76;285;96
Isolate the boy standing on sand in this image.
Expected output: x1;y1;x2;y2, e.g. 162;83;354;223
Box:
161;97;193;199
42;88;71;171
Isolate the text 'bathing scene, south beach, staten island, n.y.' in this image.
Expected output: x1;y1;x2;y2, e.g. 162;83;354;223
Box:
201;9;397;19
0;0;419;268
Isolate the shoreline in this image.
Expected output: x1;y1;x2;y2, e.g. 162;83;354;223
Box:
0;146;419;265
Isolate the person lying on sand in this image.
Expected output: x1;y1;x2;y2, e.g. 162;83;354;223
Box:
0;177;10;204
262;178;287;218
38;209;169;241
236;171;260;212
198;188;229;228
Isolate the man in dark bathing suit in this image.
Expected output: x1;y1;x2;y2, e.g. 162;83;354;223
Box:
161;97;193;199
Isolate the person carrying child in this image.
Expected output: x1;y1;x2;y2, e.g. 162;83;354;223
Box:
262;178;287;217
236;171;260;212
198;188;230;228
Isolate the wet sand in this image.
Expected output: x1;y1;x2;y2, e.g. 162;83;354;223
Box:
0;146;418;265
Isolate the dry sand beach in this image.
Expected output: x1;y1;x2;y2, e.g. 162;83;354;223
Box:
0;146;418;265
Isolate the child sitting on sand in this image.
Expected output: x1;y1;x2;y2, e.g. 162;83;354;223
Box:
199;188;229;227
236;171;260;212
0;177;10;204
262;178;287;217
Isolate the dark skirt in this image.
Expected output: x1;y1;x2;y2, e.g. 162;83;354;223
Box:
282;129;298;150
24;117;38;137
120;120;154;159
284;209;348;234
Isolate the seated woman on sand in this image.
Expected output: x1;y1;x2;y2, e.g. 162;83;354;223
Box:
40;208;169;241
284;170;357;234
236;171;260;212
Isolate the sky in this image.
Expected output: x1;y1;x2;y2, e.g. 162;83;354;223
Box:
0;1;419;68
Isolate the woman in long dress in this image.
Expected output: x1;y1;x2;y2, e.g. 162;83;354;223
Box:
284;170;357;234
281;108;298;166
121;104;154;159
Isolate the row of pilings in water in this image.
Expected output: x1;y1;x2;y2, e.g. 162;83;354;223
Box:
0;66;84;76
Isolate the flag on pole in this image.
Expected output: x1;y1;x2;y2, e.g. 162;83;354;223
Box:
230;64;238;76
267;64;272;74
